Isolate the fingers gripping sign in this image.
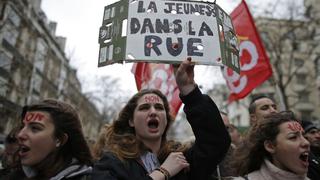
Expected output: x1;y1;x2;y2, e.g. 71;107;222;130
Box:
174;57;196;95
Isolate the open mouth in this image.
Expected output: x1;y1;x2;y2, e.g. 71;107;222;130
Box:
148;119;159;129
299;152;309;162
19;145;30;154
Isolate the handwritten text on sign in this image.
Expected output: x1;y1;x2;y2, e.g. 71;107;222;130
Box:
126;0;221;64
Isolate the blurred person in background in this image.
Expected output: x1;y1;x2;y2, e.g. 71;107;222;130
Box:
0;126;20;178
220;112;242;148
232;111;310;180
92;58;231;180
248;94;278;127
301;120;320;180
212;112;242;180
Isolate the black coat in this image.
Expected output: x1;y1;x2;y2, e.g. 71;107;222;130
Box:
307;150;320;180
92;87;231;180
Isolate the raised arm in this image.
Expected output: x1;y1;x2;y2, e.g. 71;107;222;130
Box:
175;57;231;179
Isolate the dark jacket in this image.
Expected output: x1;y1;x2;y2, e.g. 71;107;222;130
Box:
307;149;320;180
92;87;231;180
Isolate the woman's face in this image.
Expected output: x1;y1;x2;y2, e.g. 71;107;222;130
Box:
268;121;310;175
130;93;167;142
17;111;57;166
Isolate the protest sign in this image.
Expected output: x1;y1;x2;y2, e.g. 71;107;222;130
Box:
98;0;240;73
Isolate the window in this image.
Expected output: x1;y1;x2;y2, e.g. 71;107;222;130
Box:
2;23;19;46
298;91;309;102
32;73;42;93
294;58;304;67
0;51;12;71
6;6;21;27
34;39;48;72
296;74;306;84
58;67;66;91
0;76;8;96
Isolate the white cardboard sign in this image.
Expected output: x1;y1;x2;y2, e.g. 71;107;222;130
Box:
98;0;240;73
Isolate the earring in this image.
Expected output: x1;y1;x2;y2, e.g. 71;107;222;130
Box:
56;140;61;147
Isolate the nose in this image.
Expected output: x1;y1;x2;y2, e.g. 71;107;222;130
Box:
301;136;310;148
17;127;27;142
269;107;277;113
315;131;320;139
148;106;157;116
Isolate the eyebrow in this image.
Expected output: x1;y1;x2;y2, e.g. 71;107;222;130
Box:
287;131;302;136
25;121;45;127
140;102;164;105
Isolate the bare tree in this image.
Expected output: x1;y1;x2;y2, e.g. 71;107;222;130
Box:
85;75;130;124
249;0;318;113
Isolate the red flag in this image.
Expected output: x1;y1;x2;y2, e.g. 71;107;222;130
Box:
223;0;273;102
132;63;182;117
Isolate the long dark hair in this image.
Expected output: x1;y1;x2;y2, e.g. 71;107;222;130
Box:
231;111;298;176
20;99;93;178
93;89;186;162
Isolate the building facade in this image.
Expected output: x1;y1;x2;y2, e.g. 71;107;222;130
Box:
0;0;103;138
304;0;320;104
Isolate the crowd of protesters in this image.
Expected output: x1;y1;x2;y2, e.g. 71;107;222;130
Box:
0;58;319;180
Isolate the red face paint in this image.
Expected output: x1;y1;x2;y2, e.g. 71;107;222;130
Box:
287;121;303;132
23;112;45;123
144;95;160;103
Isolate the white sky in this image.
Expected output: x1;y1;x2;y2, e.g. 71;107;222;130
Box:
40;0;245;96
41;0;299;96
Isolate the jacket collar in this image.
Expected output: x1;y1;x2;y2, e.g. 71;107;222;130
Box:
259;159;309;180
22;158;92;180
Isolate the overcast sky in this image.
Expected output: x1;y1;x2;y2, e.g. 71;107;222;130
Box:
40;0;302;97
40;0;245;96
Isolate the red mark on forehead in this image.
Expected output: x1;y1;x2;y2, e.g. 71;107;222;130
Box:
23;112;45;123
287;122;303;132
144;95;160;103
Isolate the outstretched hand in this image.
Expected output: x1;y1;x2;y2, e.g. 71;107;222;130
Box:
174;57;196;95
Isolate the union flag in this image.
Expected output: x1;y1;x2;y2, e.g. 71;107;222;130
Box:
223;0;273;102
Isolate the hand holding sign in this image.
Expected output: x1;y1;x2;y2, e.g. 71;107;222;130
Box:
174;57;196;96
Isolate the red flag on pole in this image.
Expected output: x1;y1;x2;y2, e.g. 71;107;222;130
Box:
223;0;273;102
132;63;182;117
